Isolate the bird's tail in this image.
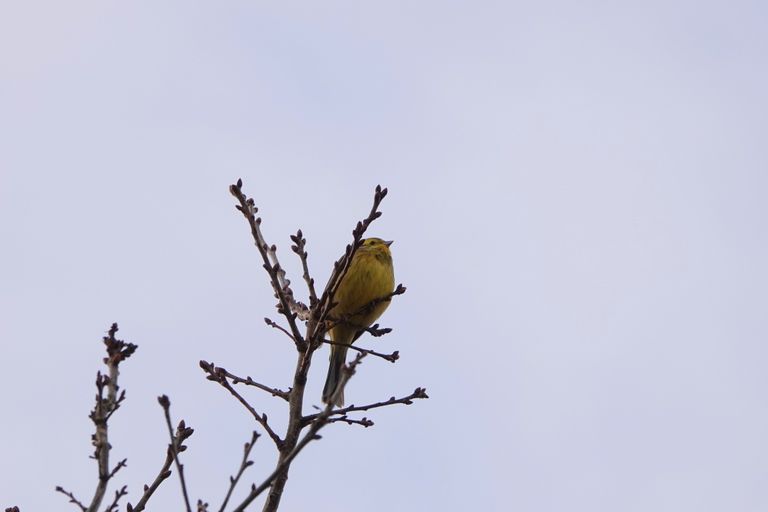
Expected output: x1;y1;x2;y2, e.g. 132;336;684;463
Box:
322;345;349;407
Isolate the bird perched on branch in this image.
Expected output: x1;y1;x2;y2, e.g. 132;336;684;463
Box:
322;237;395;407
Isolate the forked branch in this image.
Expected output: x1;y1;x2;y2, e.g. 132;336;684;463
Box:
231;354;369;512
229;180;307;348
301;387;429;427
218;431;260;512
159;395;193;512
199;361;283;448
127;420;194;512
200;359;290;401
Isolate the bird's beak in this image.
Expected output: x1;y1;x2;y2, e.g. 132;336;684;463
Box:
384;240;394;247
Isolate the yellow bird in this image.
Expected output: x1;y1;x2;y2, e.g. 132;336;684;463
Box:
322;238;395;406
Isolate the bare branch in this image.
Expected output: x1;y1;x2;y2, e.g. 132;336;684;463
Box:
263;317;297;344
322;339;400;363
57;324;135;512
158;395;192;512
232;354;368;512
200;362;283;448
266;243;311;322
126;449;172;512
200;360;290;401
290;229;318;308
218;431;259;512
362;323;393;338
229;180;307;347
105;459;127;483
102;485;127;512
326;415;375;428
127;421;194;512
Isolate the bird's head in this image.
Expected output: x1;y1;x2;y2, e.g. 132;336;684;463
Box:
359;237;393;257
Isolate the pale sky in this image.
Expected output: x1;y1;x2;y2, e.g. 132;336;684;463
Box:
2;1;768;511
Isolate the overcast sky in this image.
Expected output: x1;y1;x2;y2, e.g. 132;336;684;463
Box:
2;1;767;511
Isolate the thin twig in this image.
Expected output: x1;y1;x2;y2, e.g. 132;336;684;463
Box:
159;395;192;512
55;487;86;512
361;323;393;337
126;448;173;512
218;431;260;512
102;485;127;512
322;339;400;363
201;362;283;448
127;421;194;512
301;387;429;427
107;459;127;480
266;243;310;322
200;360;290;401
290;230;318;308
326;415;375;427
325;284;406;334
263;317;297;344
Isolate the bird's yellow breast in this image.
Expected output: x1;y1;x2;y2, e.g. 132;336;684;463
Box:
330;246;395;344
